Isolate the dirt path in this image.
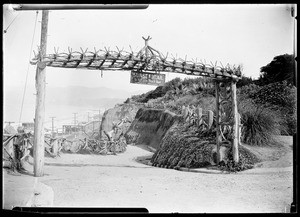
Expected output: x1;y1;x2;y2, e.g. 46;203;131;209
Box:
4;136;293;213
29;136;293;213
241;135;293;169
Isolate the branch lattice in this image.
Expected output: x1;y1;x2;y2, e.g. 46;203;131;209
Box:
30;37;242;80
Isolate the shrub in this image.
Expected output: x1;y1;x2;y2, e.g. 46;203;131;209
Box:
239;99;284;146
238;81;296;135
253;81;296;109
237;75;254;88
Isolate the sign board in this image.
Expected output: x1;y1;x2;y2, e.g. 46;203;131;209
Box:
130;71;165;86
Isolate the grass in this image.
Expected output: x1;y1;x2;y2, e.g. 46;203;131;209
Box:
239;99;284;146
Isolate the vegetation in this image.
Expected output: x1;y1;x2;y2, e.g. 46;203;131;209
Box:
130;77;215;104
257;54;295;86
219;145;261;172
151;122;216;169
236;75;254;88
131;53;296;171
238;99;284;146
238;81;296;135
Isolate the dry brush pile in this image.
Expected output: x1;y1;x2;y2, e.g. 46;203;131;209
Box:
151;122;216;169
150;120;261;171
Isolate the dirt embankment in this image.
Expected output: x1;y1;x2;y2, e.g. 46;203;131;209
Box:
99;103;144;140
125;108;181;151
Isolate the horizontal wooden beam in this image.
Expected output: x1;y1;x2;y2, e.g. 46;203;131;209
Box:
30;46;241;79
12;4;149;10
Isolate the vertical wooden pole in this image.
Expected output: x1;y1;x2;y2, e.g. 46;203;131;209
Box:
231;80;239;163
238;113;242;147
215;81;221;164
33;10;49;177
207;110;214;130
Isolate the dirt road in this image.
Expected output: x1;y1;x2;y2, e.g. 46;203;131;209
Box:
29;136;292;213
4;136;293;213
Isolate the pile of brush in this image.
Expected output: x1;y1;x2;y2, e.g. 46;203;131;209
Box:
151;122;216;169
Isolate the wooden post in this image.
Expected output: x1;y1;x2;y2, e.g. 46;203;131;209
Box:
238;113;242;146
33;10;49;177
231;80;239;163
207;110;214;130
215;81;221;164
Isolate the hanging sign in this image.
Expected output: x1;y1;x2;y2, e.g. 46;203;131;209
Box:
130;71;165;86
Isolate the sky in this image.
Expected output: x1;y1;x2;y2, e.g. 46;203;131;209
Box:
2;4;295;128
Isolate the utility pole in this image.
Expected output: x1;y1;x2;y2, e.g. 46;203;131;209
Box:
50;116;55;137
87;112;90;123
73;112;78;133
73;113;77;126
33;10;49;177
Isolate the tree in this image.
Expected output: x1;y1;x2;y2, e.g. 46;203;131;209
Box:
237;75;254;88
257;54;295;86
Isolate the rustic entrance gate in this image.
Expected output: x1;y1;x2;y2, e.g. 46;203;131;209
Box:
30;36;242;165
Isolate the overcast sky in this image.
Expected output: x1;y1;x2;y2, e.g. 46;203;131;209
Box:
3;4;294;90
2;4;295;127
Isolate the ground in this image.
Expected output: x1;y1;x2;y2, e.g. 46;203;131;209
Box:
3;136;293;213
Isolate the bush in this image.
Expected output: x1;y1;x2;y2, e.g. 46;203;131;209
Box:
237;75;254;88
253;81;296;109
238;81;296;135
239;99;284;146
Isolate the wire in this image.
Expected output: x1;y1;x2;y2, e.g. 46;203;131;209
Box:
4;12;21;33
18;11;39;124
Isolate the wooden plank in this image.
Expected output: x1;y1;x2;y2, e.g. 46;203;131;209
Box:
231;80;239;163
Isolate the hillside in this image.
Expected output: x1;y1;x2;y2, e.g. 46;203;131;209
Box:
124;76;296;171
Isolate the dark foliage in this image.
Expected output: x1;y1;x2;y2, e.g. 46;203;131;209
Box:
237;75;254;88
238;81;296;135
257;54;295;86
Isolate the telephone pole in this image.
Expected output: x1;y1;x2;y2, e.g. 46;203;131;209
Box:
73;113;77;126
33;10;49;177
50;116;55;137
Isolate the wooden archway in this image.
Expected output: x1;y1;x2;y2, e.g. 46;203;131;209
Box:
31;36;242;165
